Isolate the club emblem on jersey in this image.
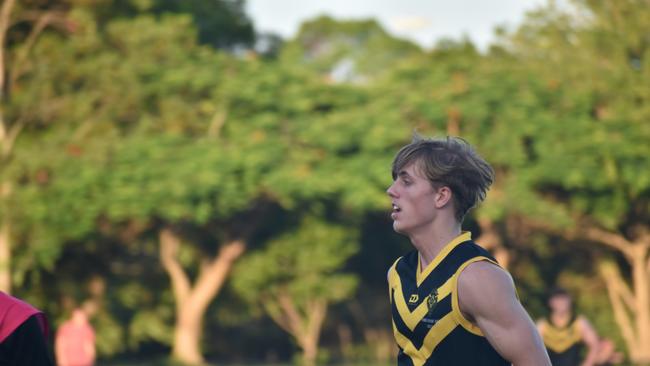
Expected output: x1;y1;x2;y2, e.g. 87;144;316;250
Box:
408;294;419;304
426;288;438;314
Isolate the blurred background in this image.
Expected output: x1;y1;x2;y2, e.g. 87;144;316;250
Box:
0;0;648;365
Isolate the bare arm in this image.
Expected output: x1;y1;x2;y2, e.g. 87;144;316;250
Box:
535;319;546;337
54;330;68;366
84;340;96;362
457;261;551;366
578;316;600;366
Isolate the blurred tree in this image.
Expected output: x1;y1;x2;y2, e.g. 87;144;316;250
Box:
499;0;650;361
254;31;284;59
233;217;359;365
280;16;423;83
151;0;254;49
90;0;255;49
4;10;257;363
0;0;78;292
5;9;401;364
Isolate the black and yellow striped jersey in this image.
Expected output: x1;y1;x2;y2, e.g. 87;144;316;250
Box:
539;316;583;366
388;232;509;366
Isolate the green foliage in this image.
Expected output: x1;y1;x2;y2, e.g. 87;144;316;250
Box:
128;306;174;347
94;310;127;356
233;217;359;306
89;0;254;48
502;0;650;231
280;16;423;83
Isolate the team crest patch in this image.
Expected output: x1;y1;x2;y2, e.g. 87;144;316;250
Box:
426;289;438;314
408;294;419;304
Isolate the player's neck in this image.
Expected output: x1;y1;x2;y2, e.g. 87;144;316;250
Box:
410;217;462;268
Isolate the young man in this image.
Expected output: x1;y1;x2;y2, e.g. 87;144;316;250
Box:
536;288;601;366
386;135;550;366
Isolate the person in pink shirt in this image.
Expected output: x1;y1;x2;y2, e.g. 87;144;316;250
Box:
55;307;96;366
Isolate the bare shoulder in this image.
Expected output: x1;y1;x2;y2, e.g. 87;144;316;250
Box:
457;260;517;316
458;261;514;295
576;314;589;324
576;315;594;330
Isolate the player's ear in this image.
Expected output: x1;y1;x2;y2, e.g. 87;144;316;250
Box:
433;186;452;208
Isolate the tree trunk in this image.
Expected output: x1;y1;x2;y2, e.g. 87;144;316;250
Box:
0;0;70;296
0;0;16;295
0;219;10;292
589;226;650;364
159;228;246;365
266;292;327;366
173;305;204;366
0;0;17;101
630;244;650;363
301;338;318;366
299;300;326;366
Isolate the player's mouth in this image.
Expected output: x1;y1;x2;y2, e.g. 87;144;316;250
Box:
391;203;401;219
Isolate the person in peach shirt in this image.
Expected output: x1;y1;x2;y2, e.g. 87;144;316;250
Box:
55;307;96;366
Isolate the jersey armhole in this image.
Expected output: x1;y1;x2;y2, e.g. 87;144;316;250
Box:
387;257;402;298
450;256;501;337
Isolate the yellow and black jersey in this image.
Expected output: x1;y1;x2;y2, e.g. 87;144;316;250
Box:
387;232;509;366
539;316;583;366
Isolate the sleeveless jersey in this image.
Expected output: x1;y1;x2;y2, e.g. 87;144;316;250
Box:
540;316;583;366
387;232;510;366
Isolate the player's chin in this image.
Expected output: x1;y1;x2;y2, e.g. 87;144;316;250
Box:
392;220;407;234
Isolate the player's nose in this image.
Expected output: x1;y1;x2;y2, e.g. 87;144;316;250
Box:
386;182;398;198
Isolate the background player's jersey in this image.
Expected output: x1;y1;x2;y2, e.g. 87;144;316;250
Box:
540;316;583;366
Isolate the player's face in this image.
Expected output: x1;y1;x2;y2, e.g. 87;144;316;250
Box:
386;162;438;235
549;294;572;314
